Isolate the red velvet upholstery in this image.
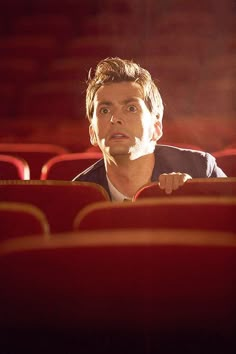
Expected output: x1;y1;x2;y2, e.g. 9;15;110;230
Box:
0;180;110;233
74;196;236;233
40;152;102;180
0;154;30;179
134;177;236;200
0;201;50;240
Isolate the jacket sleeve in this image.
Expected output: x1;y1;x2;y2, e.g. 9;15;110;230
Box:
206;153;227;177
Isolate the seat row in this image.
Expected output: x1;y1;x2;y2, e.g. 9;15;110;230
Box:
1;144;236;179
1;178;236;240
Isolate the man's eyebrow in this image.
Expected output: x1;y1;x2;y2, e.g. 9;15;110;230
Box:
97;101;112;107
122;97;141;104
96;97;141;107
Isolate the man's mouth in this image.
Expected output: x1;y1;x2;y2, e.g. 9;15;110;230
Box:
110;133;129;139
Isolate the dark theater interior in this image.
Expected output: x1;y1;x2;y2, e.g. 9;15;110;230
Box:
0;0;235;353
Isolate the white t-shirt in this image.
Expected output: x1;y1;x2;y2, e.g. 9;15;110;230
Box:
107;175;132;202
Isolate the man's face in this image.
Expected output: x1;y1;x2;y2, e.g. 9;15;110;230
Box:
89;81;162;160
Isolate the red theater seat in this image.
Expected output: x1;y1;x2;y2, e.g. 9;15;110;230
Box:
0;180;110;233
0;154;30;180
17;80;85;119
40;152;102;180
0;228;235;352
12;14;75;39
64;36;115;58
0;58;40;85
74;196;236;233
0;83;18;117
133;177;236;200
0;143;69;179
213;149;236;177
0;201;50;240
0;35;59;62
45;56;101;82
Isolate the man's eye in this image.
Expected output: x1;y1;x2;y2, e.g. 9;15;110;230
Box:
100;107;110;114
127;105;137;112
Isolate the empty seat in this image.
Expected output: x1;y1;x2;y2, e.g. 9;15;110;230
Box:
11;14;75;39
64;36;116;58
29;0;95;16
45;56;101;82
0;201;50;240
64;35;137;59
134;177;236;200
0;143;69;179
17;80;86;119
40;152;102;180
0;58;40;86
74;196;236;233
213;149;236;177
0;154;30;179
0;83;18;117
79;14;138;37
0;180;110;233
0;35;59;62
0;228;235;353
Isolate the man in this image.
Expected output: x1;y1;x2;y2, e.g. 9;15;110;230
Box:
73;57;226;201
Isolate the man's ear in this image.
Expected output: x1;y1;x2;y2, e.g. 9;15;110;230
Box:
89;124;98;146
152;118;163;142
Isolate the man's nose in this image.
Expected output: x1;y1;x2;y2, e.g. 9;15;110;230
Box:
110;114;123;124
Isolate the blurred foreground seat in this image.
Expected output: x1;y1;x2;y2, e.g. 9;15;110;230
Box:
0;201;50;240
0;228;235;353
0;180;109;233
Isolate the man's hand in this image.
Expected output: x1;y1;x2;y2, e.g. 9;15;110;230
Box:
158;172;192;194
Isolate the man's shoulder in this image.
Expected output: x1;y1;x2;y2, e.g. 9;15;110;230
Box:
154;144;217;177
73;158;106;182
155;144;207;157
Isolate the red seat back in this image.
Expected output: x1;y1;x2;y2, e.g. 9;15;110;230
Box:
134;177;236;200
0;180;109;233
0;201;50;240
40;152;102;180
213;149;236;177
74;196;236;233
0;154;30;179
0;143;69;179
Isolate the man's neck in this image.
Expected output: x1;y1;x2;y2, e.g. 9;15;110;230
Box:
105;153;155;198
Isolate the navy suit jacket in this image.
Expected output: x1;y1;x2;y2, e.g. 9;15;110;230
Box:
73;145;227;199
